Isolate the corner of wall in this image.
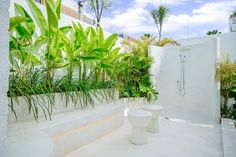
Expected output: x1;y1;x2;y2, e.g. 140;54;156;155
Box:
0;0;10;154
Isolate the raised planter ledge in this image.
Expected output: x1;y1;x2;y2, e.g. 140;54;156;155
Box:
8;89;119;122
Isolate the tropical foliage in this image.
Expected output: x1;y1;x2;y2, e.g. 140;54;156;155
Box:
230;10;236;18
216;55;236;119
156;38;180;47
9;0;120;120
9;0;158;121
120;36;158;101
206;30;221;35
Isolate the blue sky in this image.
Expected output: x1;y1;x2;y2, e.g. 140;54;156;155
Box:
65;0;236;39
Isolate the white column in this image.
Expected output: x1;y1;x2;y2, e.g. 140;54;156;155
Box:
0;0;10;153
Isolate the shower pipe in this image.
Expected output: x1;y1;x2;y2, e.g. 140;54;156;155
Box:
177;54;186;96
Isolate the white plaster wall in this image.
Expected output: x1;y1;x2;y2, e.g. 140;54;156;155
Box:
0;0;10;154
149;38;221;122
218;32;236;61
178;32;236;61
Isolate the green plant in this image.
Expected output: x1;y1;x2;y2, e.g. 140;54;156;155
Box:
206;30;221;35
9;1;121;121
117;37;158;102
216;55;236;116
230;10;236;18
151;4;169;41
156;38;180;47
9;3;41;79
87;0;111;27
122;35;156;57
26;0;66;78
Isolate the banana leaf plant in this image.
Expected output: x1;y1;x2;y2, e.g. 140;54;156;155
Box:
9;3;41;79
26;0;68;78
58;22;121;82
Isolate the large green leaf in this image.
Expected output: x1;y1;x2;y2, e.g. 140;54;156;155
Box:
45;0;59;33
26;0;47;33
77;23;87;43
100;63;113;69
104;34;118;50
15;24;31;37
15;3;35;35
110;47;120;57
34;34;47;47
25;54;41;65
97;26;105;47
59;31;73;58
59;26;72;34
80;56;100;61
9;16;28;31
55;0;62;19
50;62;70;69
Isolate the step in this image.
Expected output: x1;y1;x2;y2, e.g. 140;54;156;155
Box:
2;129;53;157
221;118;236;157
6;101;125;157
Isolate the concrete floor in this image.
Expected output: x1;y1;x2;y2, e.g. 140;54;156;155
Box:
64;116;223;157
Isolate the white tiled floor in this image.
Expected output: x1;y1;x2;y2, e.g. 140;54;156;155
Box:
64;116;223;157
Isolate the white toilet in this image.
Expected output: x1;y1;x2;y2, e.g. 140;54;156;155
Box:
143;105;163;133
128;110;152;145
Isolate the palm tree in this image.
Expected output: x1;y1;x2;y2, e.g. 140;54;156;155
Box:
151;4;169;41
87;0;111;27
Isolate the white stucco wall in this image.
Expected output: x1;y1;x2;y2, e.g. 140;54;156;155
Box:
218;32;236;61
0;0;10;154
149;38;221;122
178;32;236;61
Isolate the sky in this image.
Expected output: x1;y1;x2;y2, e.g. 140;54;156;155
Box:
65;0;236;39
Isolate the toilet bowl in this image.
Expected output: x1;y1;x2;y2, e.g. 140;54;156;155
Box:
128;110;152;145
143;105;163;133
